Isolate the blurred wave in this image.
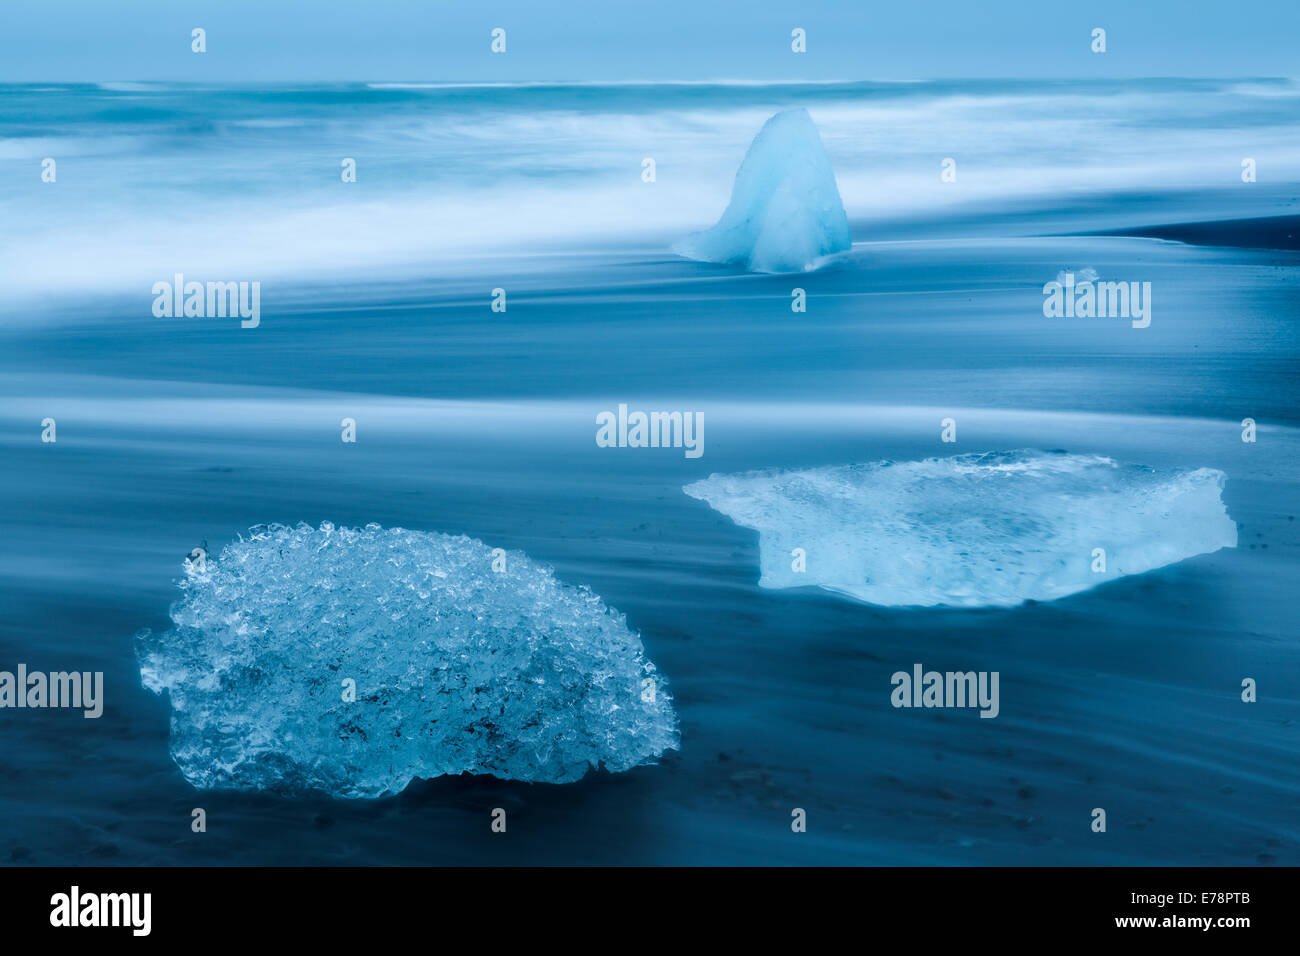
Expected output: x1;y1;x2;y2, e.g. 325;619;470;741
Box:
2;78;1299;304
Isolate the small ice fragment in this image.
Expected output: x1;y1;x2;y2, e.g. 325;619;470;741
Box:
1057;267;1100;284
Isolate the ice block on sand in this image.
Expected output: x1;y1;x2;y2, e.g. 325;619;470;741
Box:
137;522;678;797
684;450;1237;608
673;107;851;273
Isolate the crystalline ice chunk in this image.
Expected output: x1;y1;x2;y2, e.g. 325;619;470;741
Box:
136;522;678;797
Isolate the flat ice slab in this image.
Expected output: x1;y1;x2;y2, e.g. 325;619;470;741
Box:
673;108;851;273
684;450;1237;608
137;522;678;797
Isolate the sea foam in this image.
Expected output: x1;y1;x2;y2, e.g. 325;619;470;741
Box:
672;108;851;273
684;450;1236;608
136;522;678;797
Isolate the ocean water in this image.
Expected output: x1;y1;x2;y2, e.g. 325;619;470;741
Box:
1;79;1298;865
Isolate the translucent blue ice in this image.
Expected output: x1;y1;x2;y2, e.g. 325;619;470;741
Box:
136;523;678;797
673;108;851;273
684;450;1237;608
